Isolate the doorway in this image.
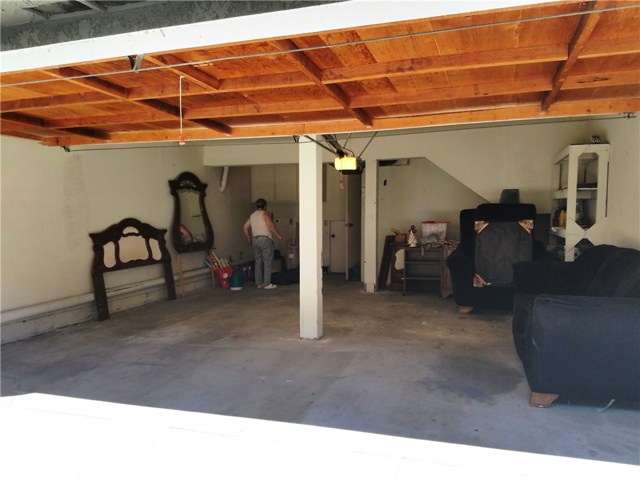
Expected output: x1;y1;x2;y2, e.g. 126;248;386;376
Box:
326;172;362;278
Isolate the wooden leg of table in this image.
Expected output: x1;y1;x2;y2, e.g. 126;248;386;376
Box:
530;392;559;408
177;254;186;297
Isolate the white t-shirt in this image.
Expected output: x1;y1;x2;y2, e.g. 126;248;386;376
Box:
250;210;271;238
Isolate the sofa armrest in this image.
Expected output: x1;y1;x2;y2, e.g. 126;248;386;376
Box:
525;295;640;401
512;261;579;295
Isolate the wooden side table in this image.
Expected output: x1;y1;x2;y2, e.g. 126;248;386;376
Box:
403;246;442;295
402;242;458;297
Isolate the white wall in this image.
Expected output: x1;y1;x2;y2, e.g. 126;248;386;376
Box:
204;141;303;166
343;121;588;211
205;165;254;264
377;158;486;262
1;137;252;317
588;116;640;249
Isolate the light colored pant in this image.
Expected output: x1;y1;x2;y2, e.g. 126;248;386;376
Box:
252;235;274;285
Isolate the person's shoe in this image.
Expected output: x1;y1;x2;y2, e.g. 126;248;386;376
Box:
256;283;263;288
263;284;277;290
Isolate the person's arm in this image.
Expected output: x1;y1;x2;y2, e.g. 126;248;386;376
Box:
243;218;252;245
263;211;283;240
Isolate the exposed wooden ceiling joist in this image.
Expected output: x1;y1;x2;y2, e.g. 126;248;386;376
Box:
1;1;638;147
542;0;604;111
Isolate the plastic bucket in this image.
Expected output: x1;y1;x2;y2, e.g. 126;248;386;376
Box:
229;268;245;290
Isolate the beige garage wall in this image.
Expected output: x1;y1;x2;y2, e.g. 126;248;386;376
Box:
346;120;588;211
0;138;252;313
588;115;640;249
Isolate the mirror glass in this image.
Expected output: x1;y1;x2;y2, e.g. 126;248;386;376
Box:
169;172;214;253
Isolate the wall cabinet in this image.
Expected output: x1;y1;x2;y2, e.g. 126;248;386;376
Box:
251;164;298;203
550;144;609;261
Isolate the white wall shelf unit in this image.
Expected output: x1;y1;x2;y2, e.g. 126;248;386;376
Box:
550;143;609;261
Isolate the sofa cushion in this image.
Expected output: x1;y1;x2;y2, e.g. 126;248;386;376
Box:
587;248;640;297
569;245;618;292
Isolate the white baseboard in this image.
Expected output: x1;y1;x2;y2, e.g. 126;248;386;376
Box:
1;269;212;345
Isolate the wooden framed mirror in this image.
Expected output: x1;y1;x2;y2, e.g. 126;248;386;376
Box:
169;171;214;253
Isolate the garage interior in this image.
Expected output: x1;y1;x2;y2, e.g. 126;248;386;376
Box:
1;0;639;476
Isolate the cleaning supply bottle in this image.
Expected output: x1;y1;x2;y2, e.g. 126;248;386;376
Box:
575;202;584;226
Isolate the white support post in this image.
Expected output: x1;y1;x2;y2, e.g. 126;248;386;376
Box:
363;158;378;293
298;136;323;339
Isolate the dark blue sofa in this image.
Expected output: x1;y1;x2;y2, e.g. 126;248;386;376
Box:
512;244;640;407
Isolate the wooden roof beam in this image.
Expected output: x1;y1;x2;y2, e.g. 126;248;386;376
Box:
51;67;128;99
46;98;342;129
219;71;312;93
191;119;233;135
186;98;341;119
322;45;568;84
0;92;113;112
146;54;221;91
46;67;231;136
59;127;111;140
581;36;640;58
272;39;372;128
350;78;553;109
541;1;603;112
1;112;46;128
126;72;313;100
1;112;110;140
47;111;176;129
564;69;640;90
136;99;180;117
39;97;640;147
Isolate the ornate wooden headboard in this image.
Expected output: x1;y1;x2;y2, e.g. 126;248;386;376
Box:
89;218;176;320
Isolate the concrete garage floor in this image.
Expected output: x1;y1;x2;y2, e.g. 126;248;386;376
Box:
2;274;639;468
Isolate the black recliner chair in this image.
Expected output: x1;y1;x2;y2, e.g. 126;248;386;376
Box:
446;203;546;313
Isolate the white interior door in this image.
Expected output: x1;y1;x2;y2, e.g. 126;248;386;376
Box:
329;220;346;273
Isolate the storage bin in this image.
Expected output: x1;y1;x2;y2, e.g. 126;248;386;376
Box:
421;221;448;243
229;267;245;291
